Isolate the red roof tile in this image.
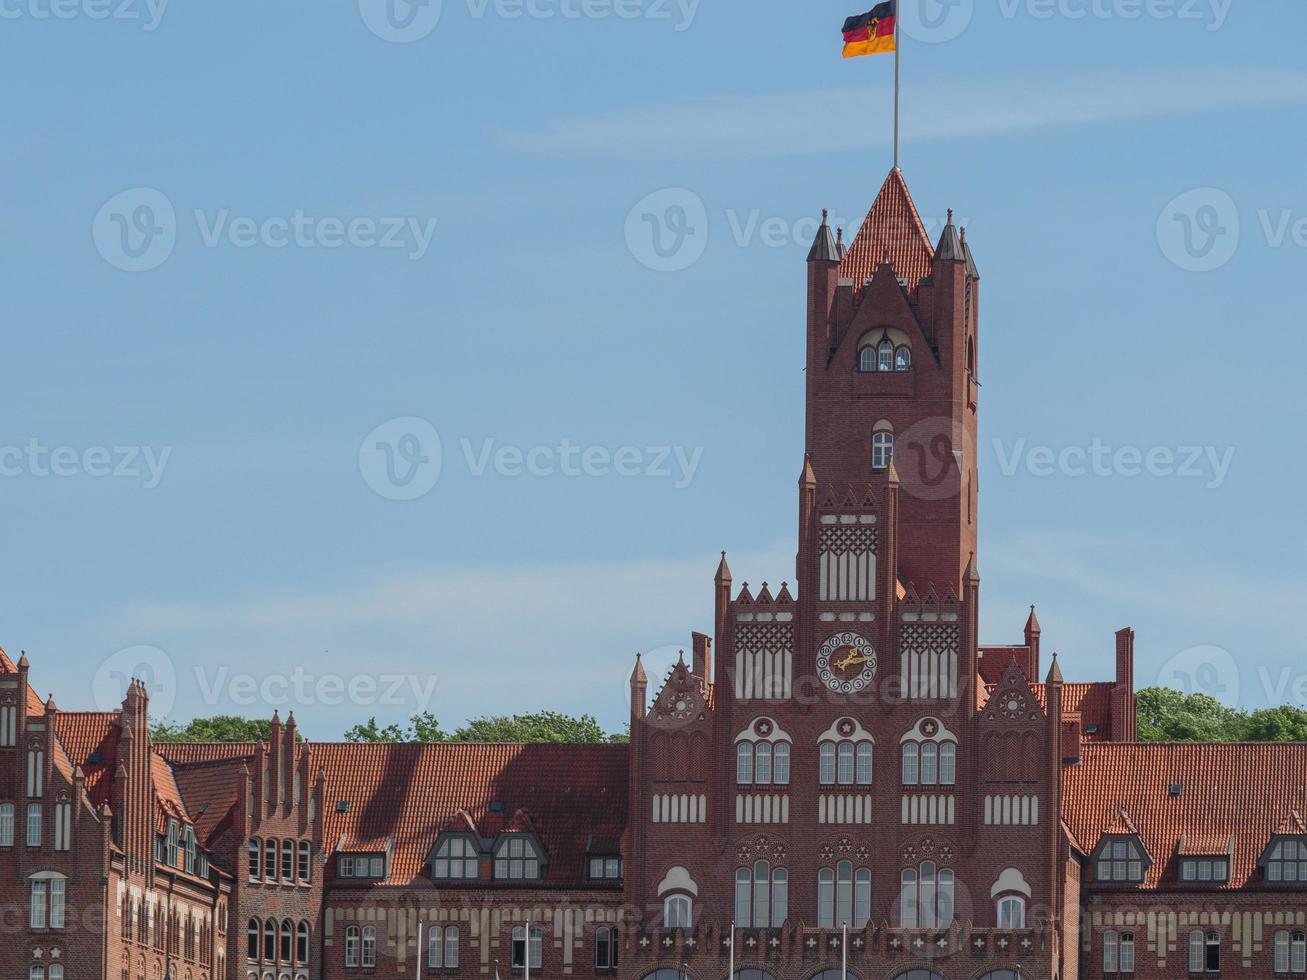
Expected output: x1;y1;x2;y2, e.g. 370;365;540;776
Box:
53;711;122;807
311;741;628;887
839;169;934;297
1062;742;1307;888
0;647;48;717
1030;683;1114;741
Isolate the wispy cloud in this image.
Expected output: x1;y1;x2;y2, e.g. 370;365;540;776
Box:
493;67;1307;159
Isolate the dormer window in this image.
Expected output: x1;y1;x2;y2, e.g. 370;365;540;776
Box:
1180;857;1229;883
1092;836;1150;884
494;835;545;881
431;834;480;880
1264;837;1307;884
338;854;386;879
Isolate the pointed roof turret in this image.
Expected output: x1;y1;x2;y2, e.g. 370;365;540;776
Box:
961;227;980;279
835;226;846;259
800;455;816;487
806;209;840;263
1025;604;1042;636
840;169;935;293
886;457;900;486
1046;652;1064;686
17;651;29;670
715;551;732;585
964;552;980;583
630;652;647;687
935;209;963;261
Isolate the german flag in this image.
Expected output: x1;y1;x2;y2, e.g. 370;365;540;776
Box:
842;1;896;58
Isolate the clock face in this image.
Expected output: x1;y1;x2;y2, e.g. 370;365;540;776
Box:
816;632;878;694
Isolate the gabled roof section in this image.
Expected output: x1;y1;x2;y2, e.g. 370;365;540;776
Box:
52;711;122;807
1063;742;1307;888
839;168;935;297
0;647;48;717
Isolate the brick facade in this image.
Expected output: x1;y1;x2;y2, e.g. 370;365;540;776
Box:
1;169;1303;980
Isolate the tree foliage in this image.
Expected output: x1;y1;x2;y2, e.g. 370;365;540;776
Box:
343;710;627;744
151;715;298;743
1137;687;1307;743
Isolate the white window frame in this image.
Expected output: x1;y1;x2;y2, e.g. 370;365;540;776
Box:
511;926;543;970
663;895;692;929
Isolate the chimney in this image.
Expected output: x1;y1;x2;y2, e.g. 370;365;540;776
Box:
691;632;711;680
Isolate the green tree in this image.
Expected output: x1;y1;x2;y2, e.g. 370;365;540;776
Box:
1136;687;1247;742
342;717;410;743
452;711;623;744
1243;705;1307;742
151;715;294;743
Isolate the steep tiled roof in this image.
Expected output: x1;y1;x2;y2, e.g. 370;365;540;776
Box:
1031;682;1114;741
53;711;122;806
170;758;247;848
0;647;48;717
311;741;628;887
1062;742;1307;888
152;753;191;829
839;169;935;296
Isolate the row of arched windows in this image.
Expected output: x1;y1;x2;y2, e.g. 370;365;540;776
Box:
859;338;912;373
247;838;311;884
638;969;1022;980
735;726;957;788
247;918;310;965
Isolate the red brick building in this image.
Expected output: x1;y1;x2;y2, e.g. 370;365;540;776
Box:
2;170;1304;980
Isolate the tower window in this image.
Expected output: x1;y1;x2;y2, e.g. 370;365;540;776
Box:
878;337;894;372
859;347;876;372
872;431;894;470
895;346;911;371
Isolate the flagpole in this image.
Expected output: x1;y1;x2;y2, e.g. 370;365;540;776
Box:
416;921;424;980
893;2;901;170
729;920;735;980
842;922;848;980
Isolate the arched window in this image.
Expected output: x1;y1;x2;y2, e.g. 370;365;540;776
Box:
890;972;944;980
279;919;293;963
511;926;543;970
811;972;862;980
280;841;294;881
1191;930;1220;973
444;926;460;969
871;431;894;471
900;862;954;928
344;926;360;967
878;337;894;372
27;744;44;797
734;860;788;927
0;802;13;847
663;894;693;928
264;839;277;880
296;921;309;964
996;895;1025;929
594;926;617;970
361;925;377;968
297;841;311;882
735;721;791;787
819;730;874;787
817;861;870;928
248;839;260;880
263;919;276;961
1275;930;1307;974
859;347;876;373
895;346;911;371
901;725;957;786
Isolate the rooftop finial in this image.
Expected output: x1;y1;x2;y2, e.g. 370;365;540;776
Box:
821;208;829;225
947;208;954;225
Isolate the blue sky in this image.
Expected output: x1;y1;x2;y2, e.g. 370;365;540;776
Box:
2;0;1305;738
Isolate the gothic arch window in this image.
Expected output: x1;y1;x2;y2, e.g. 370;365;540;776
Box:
895;346;911;371
297;841;311;882
248;839;260;880
280;840;294;881
859;346;876;372
262;920;276;961
735;719;792;786
27;743;44;797
899;861;954;928
263;839;277;881
810;972;861;980
361;925;377;968
279;919;293;963
858;329;911;374
878;337;894;372
900;719;957;786
976;973;1020;980
641;972;696;980
817;861;871;928
871;423;894;471
734;859;788;927
890;972;943;980
733;972;777;980
818;718;874;786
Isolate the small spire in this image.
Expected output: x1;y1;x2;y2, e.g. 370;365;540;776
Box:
962;228;980;279
44;693;58;713
630;652;647;686
935;216;964;261
17;651;29;669
1046;652;1064;686
886;457;900;486
806;209;839;263
715;551;732;585
835;226;846;260
965;552;980;583
1025;604;1042;636
800;455;816;488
